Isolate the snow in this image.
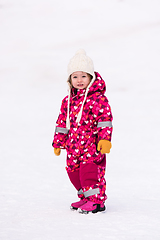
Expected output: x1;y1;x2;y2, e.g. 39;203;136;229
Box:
0;0;160;239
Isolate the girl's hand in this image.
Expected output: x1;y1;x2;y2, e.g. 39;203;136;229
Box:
54;148;61;156
97;140;112;154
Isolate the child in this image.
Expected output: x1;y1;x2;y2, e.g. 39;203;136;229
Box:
52;49;113;214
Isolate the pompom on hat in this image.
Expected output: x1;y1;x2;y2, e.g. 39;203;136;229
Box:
66;49;96;130
67;49;95;80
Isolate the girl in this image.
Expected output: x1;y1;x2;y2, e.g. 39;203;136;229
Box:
52;49;113;214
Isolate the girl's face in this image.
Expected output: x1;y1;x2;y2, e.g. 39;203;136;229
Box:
71;71;91;89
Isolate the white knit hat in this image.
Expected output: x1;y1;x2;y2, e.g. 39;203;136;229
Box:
67;49;95;80
66;50;96;130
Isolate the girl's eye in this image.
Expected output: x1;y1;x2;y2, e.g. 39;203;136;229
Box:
82;75;86;78
73;76;77;79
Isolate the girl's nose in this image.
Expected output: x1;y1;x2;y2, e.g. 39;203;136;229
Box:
77;77;82;82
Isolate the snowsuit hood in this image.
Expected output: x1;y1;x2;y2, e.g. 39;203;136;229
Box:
87;72;106;96
66;72;106;129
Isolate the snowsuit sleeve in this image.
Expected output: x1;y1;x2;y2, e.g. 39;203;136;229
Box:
92;94;113;142
52;97;68;149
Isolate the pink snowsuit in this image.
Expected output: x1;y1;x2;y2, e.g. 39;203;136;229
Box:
52;72;113;204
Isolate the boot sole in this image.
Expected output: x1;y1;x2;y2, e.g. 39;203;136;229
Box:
70;206;78;211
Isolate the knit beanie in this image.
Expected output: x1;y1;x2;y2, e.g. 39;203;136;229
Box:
66;49;96;130
67;49;95;80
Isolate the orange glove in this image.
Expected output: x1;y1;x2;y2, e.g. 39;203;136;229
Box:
97;139;112;154
54;148;61;156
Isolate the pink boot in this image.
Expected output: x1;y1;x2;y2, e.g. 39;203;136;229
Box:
78;201;106;214
71;199;87;210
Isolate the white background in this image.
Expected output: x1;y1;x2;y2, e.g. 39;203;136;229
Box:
0;0;160;239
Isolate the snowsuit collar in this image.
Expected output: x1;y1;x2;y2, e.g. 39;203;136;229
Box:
71;88;86;97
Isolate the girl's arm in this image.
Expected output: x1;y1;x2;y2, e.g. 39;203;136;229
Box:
93;95;113;143
52;97;68;149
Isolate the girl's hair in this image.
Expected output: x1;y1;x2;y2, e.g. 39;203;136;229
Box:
67;73;93;88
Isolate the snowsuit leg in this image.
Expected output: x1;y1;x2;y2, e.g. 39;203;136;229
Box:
67;170;84;199
79;155;107;204
66;154;84;199
66;152;107;203
67;170;81;191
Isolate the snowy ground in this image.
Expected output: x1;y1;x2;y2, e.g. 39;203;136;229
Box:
0;0;160;239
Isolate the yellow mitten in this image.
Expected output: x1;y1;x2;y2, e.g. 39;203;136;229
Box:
97;139;112;154
54;148;61;156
